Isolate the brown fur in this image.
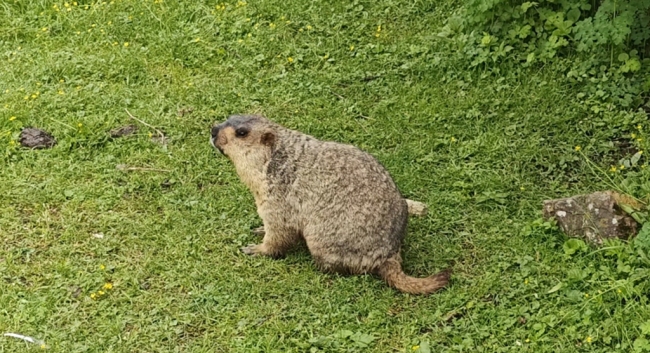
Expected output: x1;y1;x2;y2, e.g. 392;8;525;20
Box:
210;115;450;294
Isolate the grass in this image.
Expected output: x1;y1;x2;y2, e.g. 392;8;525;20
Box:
1;0;650;352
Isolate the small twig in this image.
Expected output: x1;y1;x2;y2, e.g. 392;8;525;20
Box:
330;90;345;100
116;164;171;172
3;333;44;345
124;109;165;139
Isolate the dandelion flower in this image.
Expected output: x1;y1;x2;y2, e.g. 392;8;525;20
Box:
103;283;113;290
412;346;419;351
525;339;530;343
584;293;589;298
77;123;83;128
90;293;97;299
620;165;625;170
610;166;617;172
586;336;592;343
124;42;129;47
9;116;16;121
287;57;294;63
58;90;64;95
98;290;105;296
99;264;106;270
574;146;581;151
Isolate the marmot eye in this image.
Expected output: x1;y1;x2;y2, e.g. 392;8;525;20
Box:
235;128;249;137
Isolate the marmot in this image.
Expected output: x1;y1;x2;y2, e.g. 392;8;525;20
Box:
210;115;450;294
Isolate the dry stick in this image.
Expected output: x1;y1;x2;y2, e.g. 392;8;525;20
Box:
124;108;165;139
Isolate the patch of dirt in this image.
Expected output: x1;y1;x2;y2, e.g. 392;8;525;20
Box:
110;124;138;138
177;107;194;117
20;128;56;149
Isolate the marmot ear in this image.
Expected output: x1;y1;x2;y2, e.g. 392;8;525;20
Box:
261;131;275;147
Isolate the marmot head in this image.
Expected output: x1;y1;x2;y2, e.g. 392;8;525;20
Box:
211;114;277;165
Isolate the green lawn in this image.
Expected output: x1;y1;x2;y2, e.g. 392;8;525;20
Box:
1;0;650;352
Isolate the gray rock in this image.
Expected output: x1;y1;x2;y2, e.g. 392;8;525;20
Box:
543;191;640;245
19;128;56;149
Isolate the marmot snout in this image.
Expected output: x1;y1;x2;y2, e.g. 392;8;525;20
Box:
210;115;450;294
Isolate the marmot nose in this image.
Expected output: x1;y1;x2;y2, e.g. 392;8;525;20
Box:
211;125;221;138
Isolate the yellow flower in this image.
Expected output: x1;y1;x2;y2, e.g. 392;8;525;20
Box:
40;343;46;349
42;27;48;32
9;140;15;146
107;21;112;25
73;1;78;5
349;45;354;51
194;37;201;42
77;123;83;128
269;22;276;29
617;289;622;293
24;95;29;100
450;137;457;142
520;186;525;191
287;57;294;63
412;346;419;351
99;264;106;270
31;94;37;99
610;166;617;172
124;42;129;47
90;293;97;299
639;151;644;155
574;146;581;151
59;79;65;83
525;338;530;343
306;25;312;30
524;278;529;285
638;125;643;130
584;293;589;298
632;133;637;138
103;283;113;290
620;165;625;170
112;41;118;46
58;90;64;95
586;336;592;343
98;290;105;296
9;116;16;121
148;132;153;138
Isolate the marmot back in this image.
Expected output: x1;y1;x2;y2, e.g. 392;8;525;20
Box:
211;115;450;294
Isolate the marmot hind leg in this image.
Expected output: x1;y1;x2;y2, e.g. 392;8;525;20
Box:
241;223;301;259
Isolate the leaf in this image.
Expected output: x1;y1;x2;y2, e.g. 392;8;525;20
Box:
563;239;586;255
418;341;431;353
350;332;375;347
631;151;643;166
640;320;650;335
635;223;650;250
567;8;581;23
634;337;650;352
335;330;353;339
521;2;538;12
547;282;563;294
618;53;630;62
